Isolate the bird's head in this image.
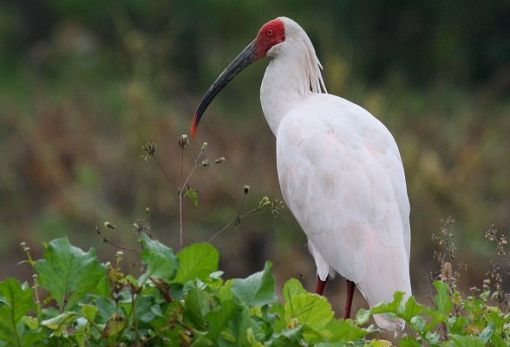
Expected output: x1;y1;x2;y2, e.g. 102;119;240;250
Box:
190;18;288;137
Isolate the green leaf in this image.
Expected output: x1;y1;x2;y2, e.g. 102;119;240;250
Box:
355;308;371;325
282;278;307;303
433;280;452;317
0;278;35;347
231;306;253;345
364;340;393;347
34;238;108;310
41;311;77;330
205;300;241;341
284;293;334;332
269;325;304;346
231;262;277;307
401;296;424;321
139;234;179;284
80;303;98;321
371;291;405;315
450;334;485;347
183;283;210;330
184;186;199;207
174;243;219;283
479;322;495;343
409;315;426;333
324;318;368;342
102;313;126;338
399;336;422;347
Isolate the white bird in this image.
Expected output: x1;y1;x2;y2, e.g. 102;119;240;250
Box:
191;17;411;330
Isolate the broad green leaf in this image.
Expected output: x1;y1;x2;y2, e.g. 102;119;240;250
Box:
433;280;452;317
205;300;240;340
324;318;367;342
371;291;404;315
269;325;304;346
174;243;219;283
0;278;35;347
399;336;422;347
34;238;109;310
401;296;424;321
184;283;210;330
410;315;426;333
425;331;440;344
231;262;277;307
284;293;334;332
356;308;371;325
80;304;98;321
450;334;485;347
282;278;307;303
490;334;507;347
246;327;264;347
231;306;252;345
139;234;179;284
102;313;126;338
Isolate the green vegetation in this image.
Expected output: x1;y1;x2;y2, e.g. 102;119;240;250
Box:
2;236;508;346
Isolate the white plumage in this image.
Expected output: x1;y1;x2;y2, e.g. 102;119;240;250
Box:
192;16;412;331
262;18;411;330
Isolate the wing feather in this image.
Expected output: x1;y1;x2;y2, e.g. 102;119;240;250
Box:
276;94;411;309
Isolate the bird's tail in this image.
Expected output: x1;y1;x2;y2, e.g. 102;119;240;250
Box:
356;247;412;331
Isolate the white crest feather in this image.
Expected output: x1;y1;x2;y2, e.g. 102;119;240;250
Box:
278;17;327;94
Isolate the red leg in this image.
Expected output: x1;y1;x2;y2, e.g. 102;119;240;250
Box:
344;280;355;319
315;275;328;295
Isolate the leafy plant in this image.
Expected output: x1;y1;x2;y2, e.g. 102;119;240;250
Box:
2;234;509;346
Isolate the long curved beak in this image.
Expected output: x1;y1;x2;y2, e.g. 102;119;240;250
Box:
191;39;257;137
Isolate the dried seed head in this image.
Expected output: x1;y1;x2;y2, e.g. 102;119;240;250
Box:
20;242;27;248
201;159;210;167
243;185;250;194
178;134;189;149
141;141;157;160
214;156;226;164
104;221;115;229
201;142;208;150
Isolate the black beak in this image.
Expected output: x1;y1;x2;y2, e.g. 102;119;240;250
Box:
191;39;257;136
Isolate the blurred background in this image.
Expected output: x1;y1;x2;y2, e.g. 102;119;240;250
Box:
1;0;509;312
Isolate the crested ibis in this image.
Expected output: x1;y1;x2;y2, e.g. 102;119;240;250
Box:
191;17;411;330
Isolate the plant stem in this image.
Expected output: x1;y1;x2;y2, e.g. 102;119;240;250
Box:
178;145;205;248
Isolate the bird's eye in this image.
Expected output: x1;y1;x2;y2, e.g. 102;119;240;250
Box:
267;29;273;36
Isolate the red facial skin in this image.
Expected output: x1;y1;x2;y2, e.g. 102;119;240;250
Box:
255;18;286;58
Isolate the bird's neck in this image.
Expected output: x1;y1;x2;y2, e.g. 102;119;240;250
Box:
260;54;313;135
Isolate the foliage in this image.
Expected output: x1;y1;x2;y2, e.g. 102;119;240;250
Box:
1;237;509;346
0;1;509;297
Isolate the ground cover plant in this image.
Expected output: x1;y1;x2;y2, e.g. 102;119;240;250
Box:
1;231;509;346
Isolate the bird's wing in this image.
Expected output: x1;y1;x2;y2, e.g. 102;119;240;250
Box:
276;94;411;295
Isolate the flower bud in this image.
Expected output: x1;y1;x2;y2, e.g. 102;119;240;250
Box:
178;134;189;149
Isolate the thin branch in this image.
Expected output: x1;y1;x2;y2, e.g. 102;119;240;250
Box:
178;143;207;248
